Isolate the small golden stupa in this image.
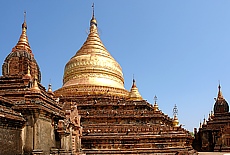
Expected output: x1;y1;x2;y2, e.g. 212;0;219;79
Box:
172;104;180;127
128;79;143;101
153;95;159;111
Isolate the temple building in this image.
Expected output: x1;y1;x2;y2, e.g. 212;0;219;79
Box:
0;13;83;155
54;8;195;155
0;9;196;155
193;84;230;152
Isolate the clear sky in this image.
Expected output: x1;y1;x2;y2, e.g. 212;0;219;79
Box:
1;1;230;132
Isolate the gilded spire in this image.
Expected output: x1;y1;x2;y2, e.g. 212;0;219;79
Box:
211;110;214;118
22;65;32;83
153;95;159;111
203;117;207;126
132;78;136;88
172;104;179;127
31;76;40;91
173;115;179;127
12;11;32;54
90;3;97;26
128;78;142;101
24;65;31;78
217;83;224;100
92;3;95;19
47;83;53;93
90;3;97;29
27;65;30;75
208;113;211;121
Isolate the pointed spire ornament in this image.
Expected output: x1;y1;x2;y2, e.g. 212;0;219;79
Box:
90;3;97;28
27;65;30;75
23;65;31;78
92;3;95;18
172;104;179;127
12;11;32;54
217;83;224;100
153;95;159;111
22;65;32;86
211;110;214;118
203;117;207;126
128;78;142;101
208;113;211;121
48;83;53;93
32;76;40;91
132;78;136;88
173;104;178;117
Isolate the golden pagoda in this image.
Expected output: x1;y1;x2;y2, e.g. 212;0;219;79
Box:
0;8;195;155
53;6;195;154
55;8;128;98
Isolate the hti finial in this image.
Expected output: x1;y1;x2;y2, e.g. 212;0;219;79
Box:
92;3;95;18
22;11;27;29
131;75;136;88
153;95;159;111
49;78;52;85
217;82;224;99
173;104;178;117
218;80;221;90
90;3;97;27
172;105;179;127
154;95;158;103
24;11;26;23
48;83;53;93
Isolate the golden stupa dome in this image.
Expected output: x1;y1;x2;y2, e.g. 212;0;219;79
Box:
55;11;128;97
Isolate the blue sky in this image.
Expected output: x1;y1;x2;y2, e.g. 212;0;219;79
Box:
1;1;230;131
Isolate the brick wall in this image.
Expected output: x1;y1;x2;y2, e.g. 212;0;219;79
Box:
0;126;22;155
